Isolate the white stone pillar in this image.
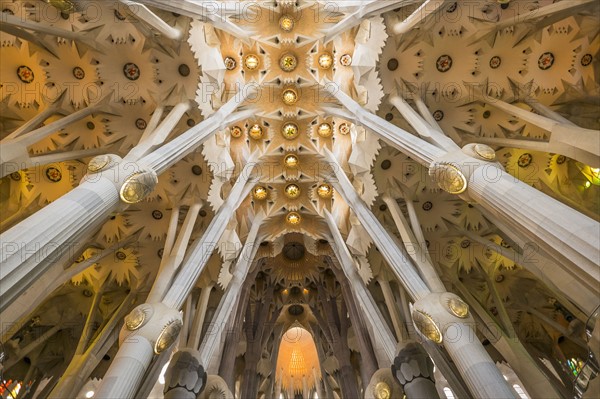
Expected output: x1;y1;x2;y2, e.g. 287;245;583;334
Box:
200;214;264;370
95;303;181;399
468;163;600;295
323;148;431;300
325;86;600;307
189;284;215;350
322;0;407;42
93;163;256;399
382;194;446;293
388;95;458;151
324;211;398;366
412;293;517;398
478;96;599;166
0;94;255;313
323;151;516;399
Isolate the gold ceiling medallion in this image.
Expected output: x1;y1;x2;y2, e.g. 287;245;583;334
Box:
285;183;301;199
124;304;152;331
430;163;467;195
317;183;333;199
154;319;182;354
446;297;469;319
230;126;243;138
248;124;264;140
286;212;302;225
473;144;496;161
280;54;298;72
282;88;299;105
317;122;332;138
244;54;260;70
252;186;268;200
318;53;333;69
279;15;295;31
284;154;299;168
412;309;443;344
281;122;299;139
87;155;111;173
119;171;158;204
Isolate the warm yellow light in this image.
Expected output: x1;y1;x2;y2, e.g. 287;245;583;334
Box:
591;167;600;178
279;15;295;31
281;122;299;139
584;181;591;188
244;54;260;70
280;54;298;72
285;183;301;199
282;88;298;105
317;183;333;199
253;186;268;200
447;298;469;318
318;53;333;69
375;382;391;399
317;122;332;138
230;125;243;138
284;154;299;168
248;124;263;140
286;212;302;225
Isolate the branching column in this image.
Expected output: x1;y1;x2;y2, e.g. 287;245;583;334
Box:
324;149;516;399
163;214;264;398
324;86;600;314
94;163;257;399
0;93;255;315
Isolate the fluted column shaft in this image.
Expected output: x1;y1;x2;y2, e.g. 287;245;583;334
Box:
200;214;264;369
0;93;254;316
0;177;119;312
96;336;155;399
324;151;516;398
324;210;398;364
93;163;256;399
326;86;600;314
469;166;600;299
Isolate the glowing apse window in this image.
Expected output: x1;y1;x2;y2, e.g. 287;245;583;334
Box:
276;327;322;396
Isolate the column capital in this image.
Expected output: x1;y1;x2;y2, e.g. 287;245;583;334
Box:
411;292;473;345
83;154;158;206
429;145;502;201
120;302;182;355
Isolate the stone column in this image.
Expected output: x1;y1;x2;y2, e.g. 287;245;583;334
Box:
325;86;600;312
94;163;256;398
119;0;184;40
95;303;181;399
0;92;255;314
324;210;397;365
323;150;517;399
467;160;599;297
478;95;599;166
